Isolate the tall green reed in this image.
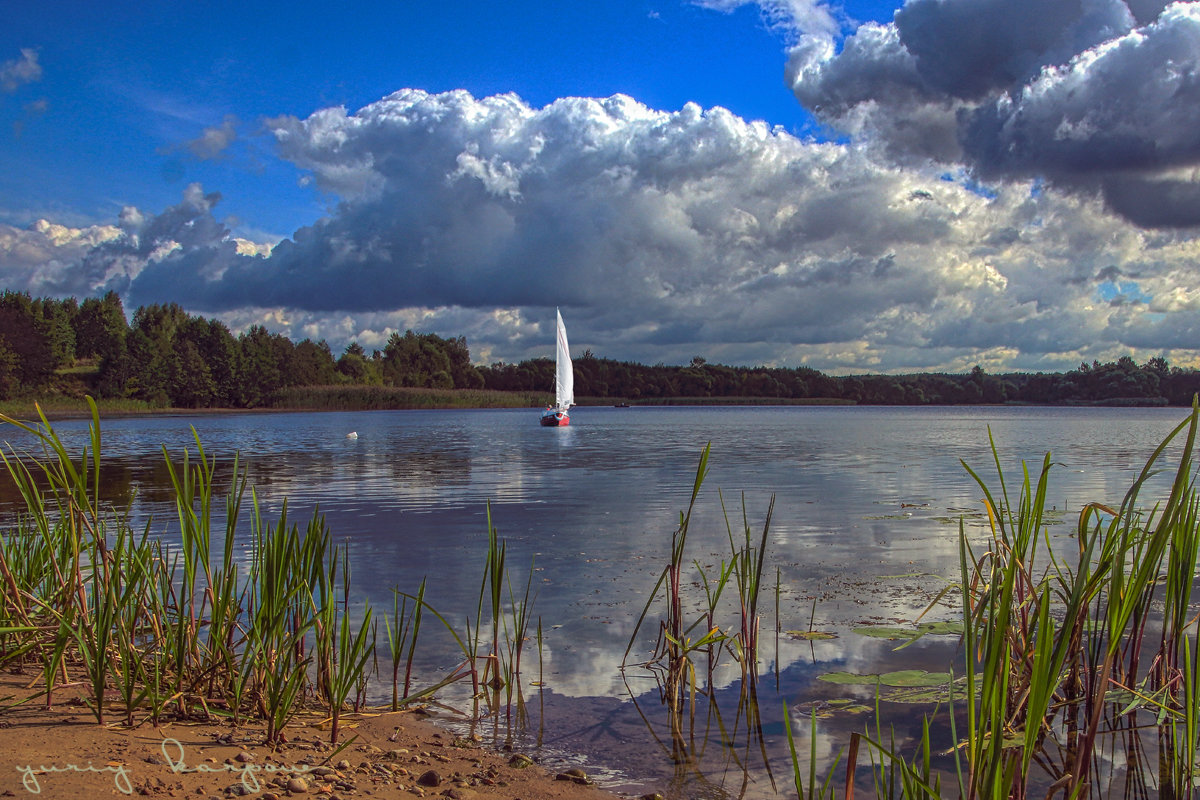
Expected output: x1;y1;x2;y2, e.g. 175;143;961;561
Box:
787;402;1200;800
0;400;472;743
722;489;775;674
313;544;375;743
384;579;425;709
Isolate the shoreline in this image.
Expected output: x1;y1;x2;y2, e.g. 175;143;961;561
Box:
0;671;629;800
0;397;857;423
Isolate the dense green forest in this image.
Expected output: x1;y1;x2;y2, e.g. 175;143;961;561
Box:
0;290;1196;409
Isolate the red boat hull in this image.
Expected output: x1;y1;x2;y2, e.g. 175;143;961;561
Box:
540;408;570;426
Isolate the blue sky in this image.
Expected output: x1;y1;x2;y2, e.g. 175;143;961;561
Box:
2;0;1200;373
3;1;864;236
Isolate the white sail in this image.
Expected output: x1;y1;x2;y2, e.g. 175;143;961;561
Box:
554;308;574;410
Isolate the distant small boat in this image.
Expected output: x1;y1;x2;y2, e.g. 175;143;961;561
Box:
346;431;358;439
614;402;629;408
540;308;574;427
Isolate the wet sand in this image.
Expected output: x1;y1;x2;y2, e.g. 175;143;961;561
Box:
0;670;630;800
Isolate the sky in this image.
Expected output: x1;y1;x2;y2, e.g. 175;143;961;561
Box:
2;0;1200;374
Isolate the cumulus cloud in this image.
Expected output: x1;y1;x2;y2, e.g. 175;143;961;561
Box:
787;0;1200;227
8;88;1200;373
0;48;41;93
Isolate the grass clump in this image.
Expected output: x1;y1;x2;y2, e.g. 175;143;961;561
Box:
791;402;1200;799
0;400;385;743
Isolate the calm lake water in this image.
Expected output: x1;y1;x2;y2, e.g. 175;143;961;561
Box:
2;405;1194;798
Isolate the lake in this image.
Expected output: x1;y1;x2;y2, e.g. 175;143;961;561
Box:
1;405;1192;798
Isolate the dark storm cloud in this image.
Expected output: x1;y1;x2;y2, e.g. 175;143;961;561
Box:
7;87;1200;372
789;0;1200;227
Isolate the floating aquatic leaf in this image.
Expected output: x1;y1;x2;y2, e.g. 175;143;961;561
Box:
852;626;918;640
817;669;953;688
799;699;874;718
878;669;953;687
851;620;963;641
786;630;838;640
817;671;877;685
888;684;962;704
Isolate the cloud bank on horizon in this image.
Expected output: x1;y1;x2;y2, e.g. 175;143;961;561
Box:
3;0;1200;374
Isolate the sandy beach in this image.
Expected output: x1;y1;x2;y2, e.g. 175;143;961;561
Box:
0;670;630;800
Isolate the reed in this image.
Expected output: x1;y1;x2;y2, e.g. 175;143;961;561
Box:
625;443;782;724
721;489;775;673
482;503;506;690
0;402;406;744
384;579;426;709
624;443;711;684
313;545;375;743
501;553;537;699
785;402;1200;800
392;506;540;711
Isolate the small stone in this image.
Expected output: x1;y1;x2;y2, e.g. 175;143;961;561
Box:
336;759;351;770
235;751;255;763
640;794;666;800
507;754;534;769
416;769;441;787
555;768;590;785
443;789;476;800
286;776;310;793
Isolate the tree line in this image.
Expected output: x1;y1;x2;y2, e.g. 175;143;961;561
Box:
0;291;481;407
1;290;1197;408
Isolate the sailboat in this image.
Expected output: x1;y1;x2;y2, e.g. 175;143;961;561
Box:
539;308;574;427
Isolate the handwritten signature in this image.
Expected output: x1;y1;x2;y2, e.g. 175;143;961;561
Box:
15;737;313;795
15;761;132;795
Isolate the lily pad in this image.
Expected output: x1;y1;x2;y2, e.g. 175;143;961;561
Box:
878;669;953;687
817;669;953;688
852;626;918;640
852;621;963;640
818;671;878;685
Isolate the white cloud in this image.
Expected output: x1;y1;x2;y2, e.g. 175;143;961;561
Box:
694;0;840;39
8;88;1200;373
0;48;41;93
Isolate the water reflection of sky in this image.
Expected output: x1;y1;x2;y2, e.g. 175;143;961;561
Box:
0;405;1192;798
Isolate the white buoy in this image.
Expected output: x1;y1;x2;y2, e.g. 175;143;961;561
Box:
346;431;358;439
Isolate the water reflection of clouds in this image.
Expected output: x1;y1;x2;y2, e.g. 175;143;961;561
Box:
1;406;1193;798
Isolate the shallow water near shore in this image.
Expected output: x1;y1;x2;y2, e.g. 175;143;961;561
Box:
0;405;1191;798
